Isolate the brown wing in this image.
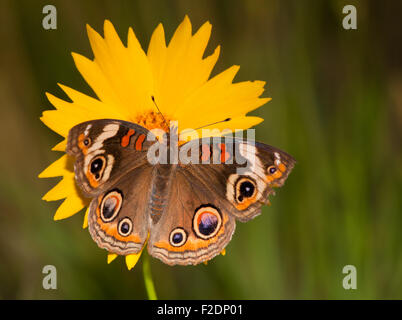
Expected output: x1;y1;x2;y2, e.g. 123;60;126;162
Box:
67;119;157;254
87;164;154;255
147;166;236;266
183;138;296;222
147;138;295;266
66;119;155;197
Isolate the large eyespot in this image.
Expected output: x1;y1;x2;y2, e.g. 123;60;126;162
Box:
193;205;222;240
100;190;123;222
235;177;257;203
169;228;187;247
118;217;133;237
90;155;106;180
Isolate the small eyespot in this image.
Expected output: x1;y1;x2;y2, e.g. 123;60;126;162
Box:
268;166;277;174
118;218;132;237
235;177;257;204
90;156;106;180
100;190;123;222
169;228;187;247
78;134;91;150
193;205;222;240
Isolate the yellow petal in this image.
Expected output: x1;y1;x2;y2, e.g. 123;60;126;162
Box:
38;155;71;178
45;92;71;111
47;90;122;119
221;249;226;256
72;52;125;115
45;91;123;121
147;23;167;101
57;83;116;115
40;98;125;138
151;16;225;118
174;64;269;128
86;21;154;118
87;22;109;55
196;45;220;89
122;25;155;116
53;194;87;220
52;139;66;151
82;206;89;229
125;251;143;270
40;108;90;138
190;21;212;60
151;16;192;114
104;20;126;54
107;253;118;264
174;22;219;97
168;15;192;52
42;174;74;201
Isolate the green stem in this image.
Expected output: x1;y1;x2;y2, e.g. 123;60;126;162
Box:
142;252;158;300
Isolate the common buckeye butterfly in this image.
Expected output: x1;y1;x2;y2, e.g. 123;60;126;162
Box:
66;119;295;265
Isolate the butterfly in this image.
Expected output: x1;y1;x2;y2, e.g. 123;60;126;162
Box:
66;119;295;265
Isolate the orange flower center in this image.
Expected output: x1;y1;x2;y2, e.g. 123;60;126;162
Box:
134;110;170;132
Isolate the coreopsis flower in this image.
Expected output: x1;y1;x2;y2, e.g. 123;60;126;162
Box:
39;16;270;270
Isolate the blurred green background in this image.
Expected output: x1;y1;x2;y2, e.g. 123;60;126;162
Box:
0;0;401;299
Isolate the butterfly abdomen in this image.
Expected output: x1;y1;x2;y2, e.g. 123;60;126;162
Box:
148;164;175;224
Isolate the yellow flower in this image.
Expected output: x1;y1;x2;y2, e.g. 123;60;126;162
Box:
39;16;270;270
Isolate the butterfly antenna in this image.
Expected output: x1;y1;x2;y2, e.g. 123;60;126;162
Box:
151;96;169;130
180;118;232;135
193;118;232;131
